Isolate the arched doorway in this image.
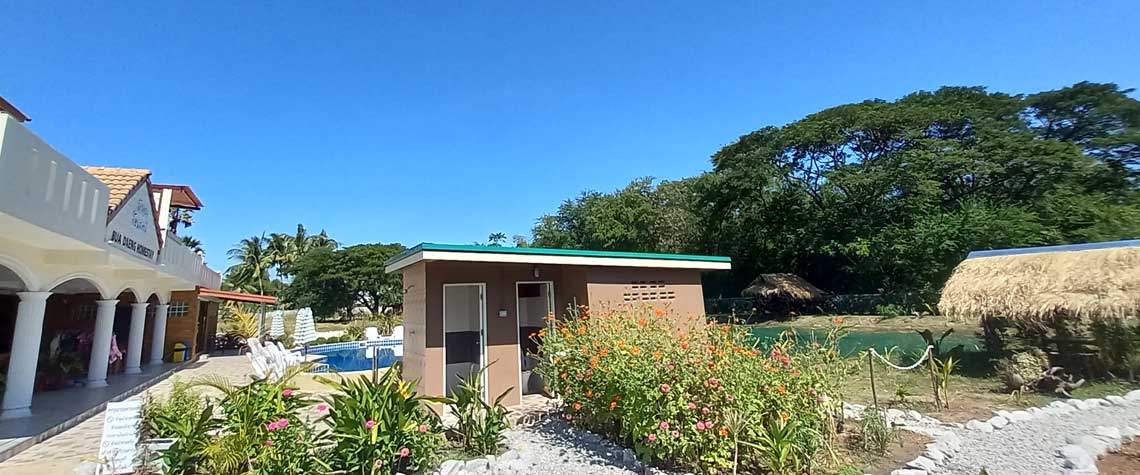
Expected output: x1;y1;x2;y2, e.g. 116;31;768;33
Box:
38;277;110;390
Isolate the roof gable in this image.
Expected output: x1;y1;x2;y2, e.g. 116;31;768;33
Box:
83;166;151;213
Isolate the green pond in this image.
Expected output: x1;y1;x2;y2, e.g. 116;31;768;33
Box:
745;326;983;357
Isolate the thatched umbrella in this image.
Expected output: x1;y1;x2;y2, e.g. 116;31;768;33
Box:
939;242;1140;325
742;273;825;302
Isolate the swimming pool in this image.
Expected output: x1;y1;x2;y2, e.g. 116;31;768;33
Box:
306;343;402;372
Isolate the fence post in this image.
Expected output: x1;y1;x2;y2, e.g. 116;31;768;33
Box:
868;350;878;409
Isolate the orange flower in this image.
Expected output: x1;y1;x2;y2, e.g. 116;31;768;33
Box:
590;356;600;369
573;402;582;411
651;351;662;360
630;346;642;356
681;342;689;349
560;372;568;380
617;340;626;349
577;326;586;335
654;308;667;316
609;401;617;410
599;348;610;357
778;411;789;423
833;316;844;325
718;427;729;437
638;318;648;327
677;332;687;340
586;390;594;398
776;384;787;394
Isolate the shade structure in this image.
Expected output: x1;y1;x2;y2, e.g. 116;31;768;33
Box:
268;310;285;339
292;307;317;345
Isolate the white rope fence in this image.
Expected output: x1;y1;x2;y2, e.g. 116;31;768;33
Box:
868;345;934;370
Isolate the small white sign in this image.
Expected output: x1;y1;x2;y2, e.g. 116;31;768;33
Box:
98;400;142;474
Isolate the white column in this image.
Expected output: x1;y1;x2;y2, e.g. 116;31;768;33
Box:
87;299;118;388
124;303;148;374
1;291;52;419
149;303;169;365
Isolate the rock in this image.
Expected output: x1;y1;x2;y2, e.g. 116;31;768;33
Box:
621;448;637;464
905;456;938;472
71;461;99;475
939;432;963;452
438;460;464;475
1027;406;1045;417
887;408;906;422
987;415;1009;429
994;409;1014;419
464;458;490;473
1058;444;1097;469
1092;426;1123;450
907;410;924;421
499;450;520;462
1050;401;1078;413
965;419;994;433
891;469;928;475
1125;389;1140;402
1086;398;1110;408
1105;395;1128;406
923;444;947;464
1067;434;1109;456
1008;410;1034;422
1122;425;1140;439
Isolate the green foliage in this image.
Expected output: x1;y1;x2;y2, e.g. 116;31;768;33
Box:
893;383;914;405
932;356;957;408
144;382;218;475
283;243;406;319
343;323;366;341
316;367;446;474
859;407;899;456
536;307;846;473
533;82;1140;297
916;328;965;360
446;366;511;456
1090;320;1140;378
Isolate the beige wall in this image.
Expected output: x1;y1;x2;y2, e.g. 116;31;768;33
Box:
398;262;710;407
586;267;707;319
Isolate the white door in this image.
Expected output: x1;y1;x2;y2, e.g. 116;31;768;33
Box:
442;283;486;399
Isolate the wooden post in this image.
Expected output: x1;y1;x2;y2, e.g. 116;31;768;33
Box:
868;351;879;409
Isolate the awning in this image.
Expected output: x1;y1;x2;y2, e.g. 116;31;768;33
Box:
196;286;277;304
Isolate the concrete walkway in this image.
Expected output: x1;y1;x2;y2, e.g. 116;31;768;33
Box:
0;355;255;475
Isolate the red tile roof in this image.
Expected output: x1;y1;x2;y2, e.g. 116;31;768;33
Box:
82;166;151;212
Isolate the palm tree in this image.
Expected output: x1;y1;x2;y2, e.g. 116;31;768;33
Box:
179;235;205;255
169;208;195;234
487;232;507;246
226;234;271;295
269;224;338;279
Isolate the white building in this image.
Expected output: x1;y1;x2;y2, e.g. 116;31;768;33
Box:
0;98;226;419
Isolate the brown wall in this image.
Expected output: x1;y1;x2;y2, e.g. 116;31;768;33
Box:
586;267;707;319
399;262;432;397
165;290;200;360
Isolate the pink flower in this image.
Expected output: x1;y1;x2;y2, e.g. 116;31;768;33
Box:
418;424;429;433
316;403;329;412
564;413;573;421
659;421;670;430
726;393;735;401
365;420;377;429
266;421;278;431
647;433;657;442
264;440;275;446
687;402;697;410
666;363;675;371
701;407;710;415
276;418;289;428
282;389;294;397
671;430;680;438
703;420;712;428
398;447;410;458
707;377;719;387
374;459;384;468
659;383;671;393
696;421;706;431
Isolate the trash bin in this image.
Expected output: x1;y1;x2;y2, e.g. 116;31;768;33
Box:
171;342;188;362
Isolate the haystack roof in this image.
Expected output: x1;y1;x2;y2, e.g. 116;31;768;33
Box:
742;273;825;301
939;240;1140;323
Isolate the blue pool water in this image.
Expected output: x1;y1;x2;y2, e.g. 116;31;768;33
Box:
316;347;401;372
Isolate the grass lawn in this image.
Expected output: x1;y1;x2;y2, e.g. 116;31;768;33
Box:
746;313;974;332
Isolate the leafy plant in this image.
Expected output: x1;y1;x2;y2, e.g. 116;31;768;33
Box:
446;365;511;456
893;383;914;405
144;383;218;475
343;324;365;341
753;416;809;475
860;407;899;455
317;365;445;474
916;328;964;360
931;356;956;409
225;303;260;340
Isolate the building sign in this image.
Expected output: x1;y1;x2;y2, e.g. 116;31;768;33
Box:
105;184;160;263
97;399;142;474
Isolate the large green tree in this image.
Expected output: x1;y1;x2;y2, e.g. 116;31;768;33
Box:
282;243;407;318
533;82;1140;296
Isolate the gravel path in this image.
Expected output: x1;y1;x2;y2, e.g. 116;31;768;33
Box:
932;400;1140;475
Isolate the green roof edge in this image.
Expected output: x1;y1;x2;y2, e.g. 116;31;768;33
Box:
385;242;731;266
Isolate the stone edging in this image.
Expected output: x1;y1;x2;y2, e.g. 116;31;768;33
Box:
876;389;1140;475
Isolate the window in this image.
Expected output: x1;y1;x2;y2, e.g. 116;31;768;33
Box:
168;301;189;317
622;281;676;302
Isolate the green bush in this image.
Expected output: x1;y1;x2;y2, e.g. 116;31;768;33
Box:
536;307;847;473
317;365;445;474
859;407;898;455
144;382;218;475
447;366;511;455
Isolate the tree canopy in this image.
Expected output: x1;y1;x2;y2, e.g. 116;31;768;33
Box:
533;82;1140;296
282;243;406;318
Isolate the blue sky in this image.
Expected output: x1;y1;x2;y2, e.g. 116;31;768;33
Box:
3;1;1137;269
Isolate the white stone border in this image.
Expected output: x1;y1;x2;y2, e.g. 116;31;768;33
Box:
857;389;1140;475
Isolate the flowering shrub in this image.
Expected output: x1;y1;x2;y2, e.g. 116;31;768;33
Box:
535;307;846;473
317;364;446;474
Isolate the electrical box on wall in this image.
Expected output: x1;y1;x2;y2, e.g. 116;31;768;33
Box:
498;309;508;318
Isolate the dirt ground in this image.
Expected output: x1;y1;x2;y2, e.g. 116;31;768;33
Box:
831;423;931;475
1100;438;1140;475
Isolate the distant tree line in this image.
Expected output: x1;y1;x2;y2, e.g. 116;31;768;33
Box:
531;82;1140;296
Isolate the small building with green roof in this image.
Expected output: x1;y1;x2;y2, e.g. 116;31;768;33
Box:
384;242;731;407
